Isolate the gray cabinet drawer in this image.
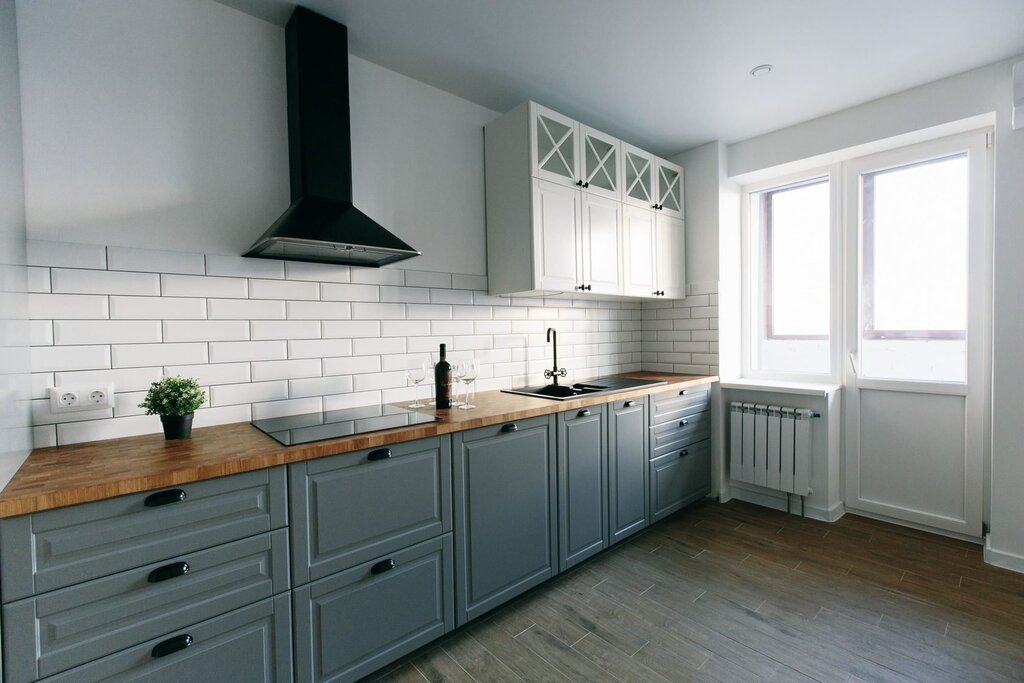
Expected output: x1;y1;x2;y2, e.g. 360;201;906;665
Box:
3;529;289;683
650;387;710;425
293;535;454;683
290;435;451;585
0;468;287;601
37;594;292;683
458;414;551;443
651;409;711;458
649;439;710;523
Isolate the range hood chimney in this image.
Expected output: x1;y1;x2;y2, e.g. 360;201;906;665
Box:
244;7;420;267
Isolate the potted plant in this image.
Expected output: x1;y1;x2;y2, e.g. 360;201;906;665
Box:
139;376;207;440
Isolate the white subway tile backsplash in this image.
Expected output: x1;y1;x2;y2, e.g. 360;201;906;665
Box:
381;320;430;337
30;321;53;346
251;358;322;382
31;373;53;399
165;363;250;387
321;320;380;338
249;278;319;301
163;274;248;298
30;293;109;320
211;381;288;407
55;367;163;392
194;404;253;428
353;337;405;356
351;302;405;320
289;375;353;398
287;301;352;320
55;320;162;345
474;320;512;335
323;391;382;411
453;305;491;320
111;296;207;320
51;268;159;296
32;399;112;424
407;304;452;320
430;320;474;336
107;246;205;275
112;343;208;368
251;396;323;421
209;340;287;363
430;288;473;305
452;274;488;290
453;335;493;351
405;271;451;289
206;254;284;279
32;345;110;372
162;320;249;342
26;267;50;293
323;355;381;376
27;240;106;269
209;298;285;320
287;338;352;359
321;283;379;302
284;261;351;283
473;293;510;306
113;391;150;417
57;415;157;445
251;320;321;340
380;286;429;304
351;268;404;286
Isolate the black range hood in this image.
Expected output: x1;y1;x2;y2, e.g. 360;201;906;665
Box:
245;7;419;267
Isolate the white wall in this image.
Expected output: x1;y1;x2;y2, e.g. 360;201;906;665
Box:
725;56;1024;568
15;0;498;274
673;141;722;290
0;0;33;487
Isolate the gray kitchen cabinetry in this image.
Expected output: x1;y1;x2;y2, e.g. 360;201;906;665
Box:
608;396;649;544
557;406;608;571
289;435;455;683
452;415;558;625
649;387;712;522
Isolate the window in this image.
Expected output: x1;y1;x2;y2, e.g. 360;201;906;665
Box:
745;175;832;377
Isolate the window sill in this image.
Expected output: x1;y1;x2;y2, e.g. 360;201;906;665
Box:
719;379;841;397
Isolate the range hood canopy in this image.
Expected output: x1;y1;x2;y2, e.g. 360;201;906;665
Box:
245;7;419;267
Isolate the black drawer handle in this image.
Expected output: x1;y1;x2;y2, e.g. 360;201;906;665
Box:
679;449;689;458
501;423;518;433
144;489;187;508
624;400;636;408
680;419;689;427
152;633;192;658
679;389;688;396
148;561;190;583
367;448;392;461
370;558;396;575
577;409;591;417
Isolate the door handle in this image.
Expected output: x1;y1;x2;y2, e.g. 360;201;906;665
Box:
370;558;396;575
577;409;591;418
367;448;392;461
151;634;193;658
624;400;635;408
144;489;187;508
148;561;190;583
501;423;518;433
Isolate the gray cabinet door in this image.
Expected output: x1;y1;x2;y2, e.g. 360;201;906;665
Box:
0;468;288;602
38;595;292;683
4;529;289;683
290;435;451;584
292;535;454;683
650;438;711;522
557;407;607;571
608;397;648;544
452;415;556;625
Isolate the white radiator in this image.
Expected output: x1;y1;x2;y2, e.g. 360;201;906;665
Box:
729;402;814;496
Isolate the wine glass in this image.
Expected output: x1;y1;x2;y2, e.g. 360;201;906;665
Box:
457;359;479;410
406;360;427;408
451;360;466;407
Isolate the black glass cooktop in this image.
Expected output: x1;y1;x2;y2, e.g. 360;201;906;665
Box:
251;404;438;446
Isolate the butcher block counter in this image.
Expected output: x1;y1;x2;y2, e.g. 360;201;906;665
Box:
0;372;716;518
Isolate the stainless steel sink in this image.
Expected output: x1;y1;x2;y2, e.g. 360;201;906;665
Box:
503;376;667;401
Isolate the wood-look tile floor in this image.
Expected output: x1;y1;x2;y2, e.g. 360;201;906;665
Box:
370;500;1024;682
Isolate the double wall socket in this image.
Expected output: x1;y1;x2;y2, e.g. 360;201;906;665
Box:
48;385;115;413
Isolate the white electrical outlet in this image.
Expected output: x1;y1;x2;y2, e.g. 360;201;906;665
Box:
49;385;115;413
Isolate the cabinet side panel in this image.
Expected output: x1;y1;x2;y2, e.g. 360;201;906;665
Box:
484;103;534;295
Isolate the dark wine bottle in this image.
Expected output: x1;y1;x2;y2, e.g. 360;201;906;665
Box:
434;343;452;408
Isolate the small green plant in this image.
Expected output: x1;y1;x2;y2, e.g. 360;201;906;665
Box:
139;376;207;417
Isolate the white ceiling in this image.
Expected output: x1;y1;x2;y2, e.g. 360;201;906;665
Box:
219;0;1024;156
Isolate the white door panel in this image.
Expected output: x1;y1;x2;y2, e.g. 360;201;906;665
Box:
532;178;580;292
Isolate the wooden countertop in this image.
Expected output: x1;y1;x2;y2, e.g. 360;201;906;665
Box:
0;372;716;518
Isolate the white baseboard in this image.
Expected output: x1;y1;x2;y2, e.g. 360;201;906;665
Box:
985;537;1024;574
805;501;845;523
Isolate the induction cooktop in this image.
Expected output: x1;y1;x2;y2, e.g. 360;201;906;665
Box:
251;404;438;446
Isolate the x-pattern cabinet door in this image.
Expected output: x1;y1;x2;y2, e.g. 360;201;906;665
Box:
531;104;578;189
622;143;655;211
579;126;621;200
654;158;685;219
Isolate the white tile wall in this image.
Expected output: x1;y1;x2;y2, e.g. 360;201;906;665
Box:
24;241;719;447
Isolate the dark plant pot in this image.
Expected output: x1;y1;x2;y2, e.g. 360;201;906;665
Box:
160;413;194;440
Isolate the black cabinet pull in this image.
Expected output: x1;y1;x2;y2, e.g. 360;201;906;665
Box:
583;284;592;291
367;448;392;461
624;400;635;408
148;561;190;583
500;423;518;433
679;449;689;458
679;389;688;395
679;419;689;427
151;634;192;658
370;558;396;575
144;489;186;508
583;182;590;188
576;180;584;187
577;409;591;417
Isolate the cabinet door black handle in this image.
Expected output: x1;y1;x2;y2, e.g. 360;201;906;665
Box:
679;389;688;395
151;634;193;658
624;400;635;408
583;182;590;188
370;558;396;575
144;489;187;508
148;561;190;583
584;284;592;291
577;409;591;417
679;449;689;458
680;419;689;427
367;448;392;461
501;423;518;433
576;180;584;187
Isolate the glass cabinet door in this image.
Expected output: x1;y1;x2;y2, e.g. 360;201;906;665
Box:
622;144;654;210
531;103;578;188
580;126;620;200
655;159;684;218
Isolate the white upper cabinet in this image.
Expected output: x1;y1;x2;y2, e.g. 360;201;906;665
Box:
622;144;655;211
579;126;621;200
622;205;656;297
655;213;686;299
654;158;685;219
579;193;622;295
532;179;581;292
531;104;579;188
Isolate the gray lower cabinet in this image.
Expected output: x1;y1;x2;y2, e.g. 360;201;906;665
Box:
292;535;454;683
650;438;711;522
608;397;648;544
289;436;452;584
557;406;607;571
452;415;557;625
36;595;293;683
